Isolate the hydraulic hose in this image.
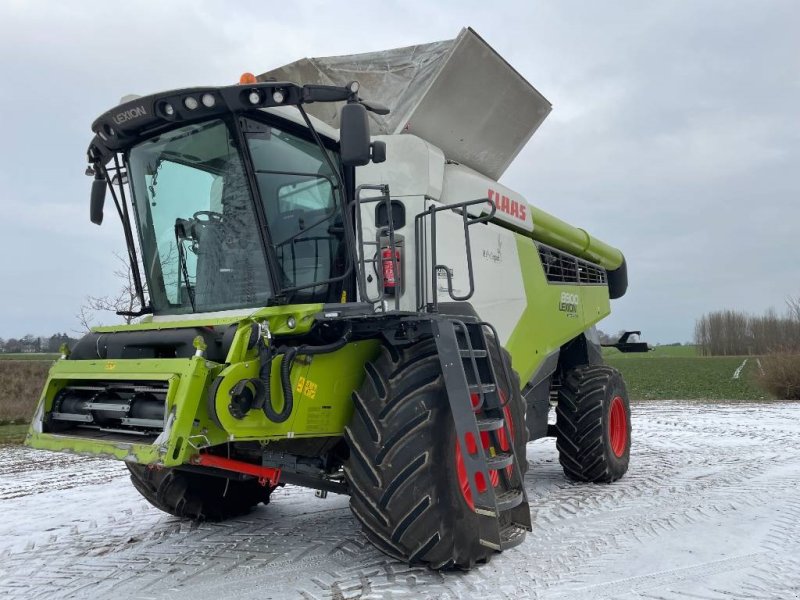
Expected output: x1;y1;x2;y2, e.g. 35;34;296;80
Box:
260;326;352;424
269;347;298;424
255;342;278;419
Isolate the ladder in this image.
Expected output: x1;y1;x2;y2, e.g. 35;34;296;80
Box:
432;317;532;551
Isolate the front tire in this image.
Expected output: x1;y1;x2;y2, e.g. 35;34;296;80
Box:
126;463;272;521
343;338;526;570
555;365;631;482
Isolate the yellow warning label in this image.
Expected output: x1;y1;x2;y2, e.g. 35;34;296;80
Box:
303;379;318;399
295;376;318;399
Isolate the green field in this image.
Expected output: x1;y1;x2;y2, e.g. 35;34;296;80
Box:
0;423;29;444
604;346;767;400
0;360;51;424
0;353;59;361
603;344;699;358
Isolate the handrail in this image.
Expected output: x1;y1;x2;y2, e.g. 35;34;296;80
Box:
414;198;496;312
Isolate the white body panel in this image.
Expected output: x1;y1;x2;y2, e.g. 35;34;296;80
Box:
424;204;527;343
355;134;527;342
357;135;445;199
440;163;534;232
355;136;445;312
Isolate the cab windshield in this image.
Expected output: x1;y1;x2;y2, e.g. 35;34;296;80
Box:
127;117;347;315
128;119;271;314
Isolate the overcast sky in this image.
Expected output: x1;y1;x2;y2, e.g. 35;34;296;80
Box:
0;0;798;343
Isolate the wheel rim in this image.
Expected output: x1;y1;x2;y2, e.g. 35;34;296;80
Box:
609;395;628;457
455;392;514;510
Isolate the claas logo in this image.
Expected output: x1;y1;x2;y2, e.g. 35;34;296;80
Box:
488;188;527;221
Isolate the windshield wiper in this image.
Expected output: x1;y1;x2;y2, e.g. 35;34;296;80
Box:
174;223;197;312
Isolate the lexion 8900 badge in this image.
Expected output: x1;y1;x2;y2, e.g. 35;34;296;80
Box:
559;292;579;317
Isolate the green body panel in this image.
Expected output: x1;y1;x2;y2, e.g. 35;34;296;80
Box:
92;303;324;336
505;234;611;384
210;340;379;440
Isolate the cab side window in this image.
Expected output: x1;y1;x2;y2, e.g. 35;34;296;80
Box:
244;118;344;299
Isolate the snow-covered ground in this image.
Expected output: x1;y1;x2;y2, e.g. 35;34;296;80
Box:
1;401;799;599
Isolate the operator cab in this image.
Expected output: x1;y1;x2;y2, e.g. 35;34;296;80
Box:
86;79;387;318
128;116;343;314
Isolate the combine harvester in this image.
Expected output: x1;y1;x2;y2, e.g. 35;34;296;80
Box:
27;28;645;569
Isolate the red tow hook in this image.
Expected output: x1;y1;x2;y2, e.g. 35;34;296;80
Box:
192;453;281;488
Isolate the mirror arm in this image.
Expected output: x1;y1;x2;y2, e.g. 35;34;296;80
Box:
360;99;390;115
302;84;352;104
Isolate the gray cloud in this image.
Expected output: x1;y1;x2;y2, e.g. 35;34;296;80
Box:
0;0;797;342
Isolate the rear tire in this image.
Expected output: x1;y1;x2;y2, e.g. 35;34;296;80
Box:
344;338;526;569
126;463;272;521
555;365;631;482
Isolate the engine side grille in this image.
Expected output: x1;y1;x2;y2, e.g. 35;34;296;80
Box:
537;243;607;285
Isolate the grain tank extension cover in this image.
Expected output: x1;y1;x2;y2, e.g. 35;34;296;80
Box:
259;28;551;180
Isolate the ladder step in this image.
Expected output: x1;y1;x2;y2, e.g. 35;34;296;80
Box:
478;523;529;551
495;489;525;512
476;417;505;432
468;383;496;395
476;489;525;516
486;453;513;470
459;349;488;358
499;523;528;549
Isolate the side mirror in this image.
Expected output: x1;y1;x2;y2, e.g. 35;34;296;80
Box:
340;103;371;167
371;141;386;164
90;176;106;225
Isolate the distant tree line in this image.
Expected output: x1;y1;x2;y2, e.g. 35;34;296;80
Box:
0;333;78;354
694;299;800;356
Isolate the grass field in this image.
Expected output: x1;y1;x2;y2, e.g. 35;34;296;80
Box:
604;345;767;400
0;423;29;444
0;360;51;424
603;344;699;358
0;353;59;361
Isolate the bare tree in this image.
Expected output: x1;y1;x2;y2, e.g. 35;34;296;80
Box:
76;252;144;331
695;295;800;356
787;296;800;323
